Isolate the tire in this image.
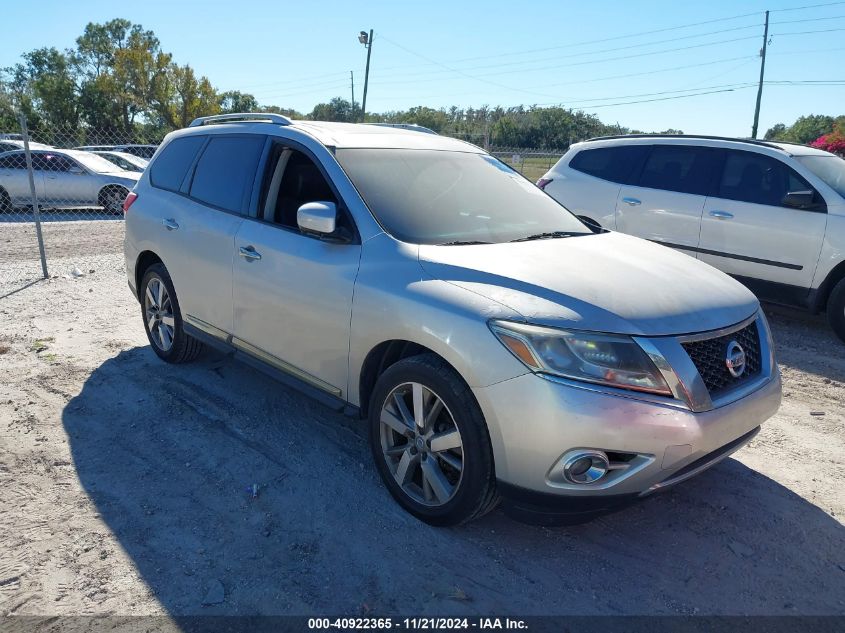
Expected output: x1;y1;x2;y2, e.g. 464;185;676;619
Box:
368;353;499;526
140;263;203;363
827;277;845;343
0;188;12;214
98;185;129;215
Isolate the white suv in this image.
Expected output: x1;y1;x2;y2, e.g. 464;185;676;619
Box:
539;135;845;341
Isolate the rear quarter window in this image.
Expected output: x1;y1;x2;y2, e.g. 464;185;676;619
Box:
569;145;647;184
149;136;206;192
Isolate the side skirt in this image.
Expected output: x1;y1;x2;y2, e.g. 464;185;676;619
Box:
182;322;357;415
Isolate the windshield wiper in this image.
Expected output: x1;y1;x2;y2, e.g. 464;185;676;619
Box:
509;231;585;243
438;240;493;246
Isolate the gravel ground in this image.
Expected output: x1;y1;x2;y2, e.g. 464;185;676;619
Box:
0;221;843;617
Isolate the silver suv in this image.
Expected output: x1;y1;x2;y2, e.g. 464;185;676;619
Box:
124;113;782;525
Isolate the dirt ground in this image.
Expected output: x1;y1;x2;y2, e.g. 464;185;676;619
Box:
0;221;843;617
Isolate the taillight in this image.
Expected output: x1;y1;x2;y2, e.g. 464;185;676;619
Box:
536;178;553;190
123;191;138;213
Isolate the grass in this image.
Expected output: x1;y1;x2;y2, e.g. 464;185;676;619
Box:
30;337;55;353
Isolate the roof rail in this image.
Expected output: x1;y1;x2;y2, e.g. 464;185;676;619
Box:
366;122;438;135
583;133;785;150
188;112;293;128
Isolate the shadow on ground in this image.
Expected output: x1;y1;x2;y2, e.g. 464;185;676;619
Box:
63;346;845;616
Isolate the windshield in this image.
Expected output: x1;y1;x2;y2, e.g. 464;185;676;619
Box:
73;151;127;173
335;149;589;244
796;155;845;199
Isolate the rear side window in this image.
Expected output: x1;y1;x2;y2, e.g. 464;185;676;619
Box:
569;146;647;184
189;136;265;213
0;153;26;169
637;145;715;195
718;150;812;207
150;136;206;192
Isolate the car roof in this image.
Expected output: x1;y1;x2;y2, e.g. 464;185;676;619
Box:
577;134;836;158
171;114;483;152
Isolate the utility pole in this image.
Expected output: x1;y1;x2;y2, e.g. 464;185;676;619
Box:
751;10;770;139
359;29;374;122
350;70;355;117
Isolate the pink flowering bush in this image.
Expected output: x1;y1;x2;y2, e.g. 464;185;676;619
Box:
811;132;845;157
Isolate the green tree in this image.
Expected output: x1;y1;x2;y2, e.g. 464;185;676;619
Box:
219;90;259;113
309;97;360;122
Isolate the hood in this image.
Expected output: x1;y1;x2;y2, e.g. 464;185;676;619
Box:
417;232;758;336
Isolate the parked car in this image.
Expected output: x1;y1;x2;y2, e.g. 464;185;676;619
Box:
93;150;149;173
0;139;54;153
76;144;158;159
0;148;139;214
125;113;781;526
538;135;845;342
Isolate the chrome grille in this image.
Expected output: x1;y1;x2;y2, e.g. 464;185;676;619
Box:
682;321;762;396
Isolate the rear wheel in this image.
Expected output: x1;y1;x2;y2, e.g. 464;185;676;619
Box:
140;263;203;363
827;277;845;343
0;188;12;214
98;185;129;215
368;354;498;526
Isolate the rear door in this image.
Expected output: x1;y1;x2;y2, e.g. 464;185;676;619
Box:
698;149;827;292
616;144;718;253
549;144;647;229
232;141;362;398
0;152;44;205
148;133;265;335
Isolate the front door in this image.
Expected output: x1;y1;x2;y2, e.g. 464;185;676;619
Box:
232;143;362;398
698;149;827;292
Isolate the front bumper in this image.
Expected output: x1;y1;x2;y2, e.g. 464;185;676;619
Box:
473;360;781;522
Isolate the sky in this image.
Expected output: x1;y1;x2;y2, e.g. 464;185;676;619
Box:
2;0;844;137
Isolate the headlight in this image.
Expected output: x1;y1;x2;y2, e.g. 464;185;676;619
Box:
490;320;672;396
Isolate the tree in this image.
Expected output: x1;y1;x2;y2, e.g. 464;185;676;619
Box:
764;115;838;144
219;90;259;114
309;97;360;122
156;63;219;129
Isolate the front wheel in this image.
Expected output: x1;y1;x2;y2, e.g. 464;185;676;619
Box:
140;263;203;363
98;185;129;215
827;277;845;343
368;354;498;526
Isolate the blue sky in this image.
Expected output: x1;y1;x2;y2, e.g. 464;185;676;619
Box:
3;0;844;136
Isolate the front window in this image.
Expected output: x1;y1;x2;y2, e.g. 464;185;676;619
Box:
796;155;845;199
334;149;590;245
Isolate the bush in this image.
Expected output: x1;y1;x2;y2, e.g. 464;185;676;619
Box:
810;132;845;157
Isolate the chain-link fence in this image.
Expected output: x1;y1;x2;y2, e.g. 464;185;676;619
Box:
0;114;162;292
487;147;565;183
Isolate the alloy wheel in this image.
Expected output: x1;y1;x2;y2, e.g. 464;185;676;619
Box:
144;278;175;352
379;382;464;507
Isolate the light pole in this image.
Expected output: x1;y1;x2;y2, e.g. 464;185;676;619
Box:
358;29;373;122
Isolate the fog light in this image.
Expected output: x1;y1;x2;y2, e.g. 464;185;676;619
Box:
563;451;610;484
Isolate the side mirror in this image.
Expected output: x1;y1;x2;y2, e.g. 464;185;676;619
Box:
297;201;337;236
782;190;815;209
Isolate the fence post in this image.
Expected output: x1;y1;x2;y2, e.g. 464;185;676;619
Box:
18;113;49;279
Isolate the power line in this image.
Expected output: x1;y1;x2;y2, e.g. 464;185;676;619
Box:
770;0;845;12
374;23;764;81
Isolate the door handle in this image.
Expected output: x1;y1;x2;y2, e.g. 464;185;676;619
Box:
162;218;179;231
622;197;641;206
239;246;262;261
709;210;734;219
